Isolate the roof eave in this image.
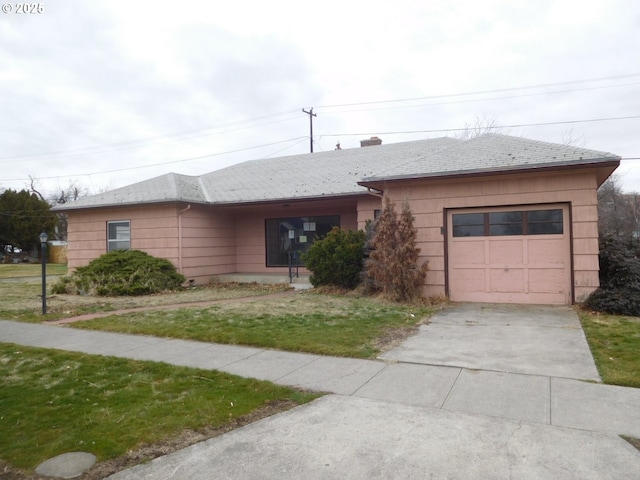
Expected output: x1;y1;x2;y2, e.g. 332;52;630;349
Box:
52;191;370;212
206;191;369;207
51;198;208;213
358;157;621;188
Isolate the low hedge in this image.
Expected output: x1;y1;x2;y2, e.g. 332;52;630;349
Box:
52;250;185;296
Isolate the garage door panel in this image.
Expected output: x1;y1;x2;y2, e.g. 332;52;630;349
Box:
488;240;524;264
528;239;566;264
448;205;570;305
489;268;524;293
454;240;486;264
450;268;485;294
528;269;566;294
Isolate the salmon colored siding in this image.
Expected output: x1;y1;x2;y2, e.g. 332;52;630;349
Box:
384;169;602;303
66;198;369;285
66;205;180;270
357;195;382;230
179;205;236;283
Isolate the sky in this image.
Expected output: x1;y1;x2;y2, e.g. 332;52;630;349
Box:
1;0;639;199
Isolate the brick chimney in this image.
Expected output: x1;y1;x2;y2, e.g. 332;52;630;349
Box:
360;136;382;147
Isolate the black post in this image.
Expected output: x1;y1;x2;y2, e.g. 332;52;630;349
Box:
302;108;317;153
41;237;47;315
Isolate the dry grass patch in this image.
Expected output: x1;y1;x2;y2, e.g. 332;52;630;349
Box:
0;282;291;323
71;291;435;358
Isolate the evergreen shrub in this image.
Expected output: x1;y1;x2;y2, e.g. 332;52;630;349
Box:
584;237;640;316
52;250;185;296
302;227;366;289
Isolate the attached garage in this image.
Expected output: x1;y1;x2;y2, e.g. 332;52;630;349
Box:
447;204;571;305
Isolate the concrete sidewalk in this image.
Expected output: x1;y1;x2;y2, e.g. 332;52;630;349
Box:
1;319;639;438
2;319;640;479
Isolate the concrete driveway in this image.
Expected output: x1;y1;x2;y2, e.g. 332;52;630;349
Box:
379;303;601;381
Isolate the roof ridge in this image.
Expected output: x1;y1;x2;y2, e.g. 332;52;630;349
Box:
166;172;179;199
197;175;212;203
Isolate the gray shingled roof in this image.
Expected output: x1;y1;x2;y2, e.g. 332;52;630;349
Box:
53;172;208;211
53;134;619;211
360;134;620;183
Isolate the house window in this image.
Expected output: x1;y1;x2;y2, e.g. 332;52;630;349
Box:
265;215;340;266
452;209;563;237
107;220;130;251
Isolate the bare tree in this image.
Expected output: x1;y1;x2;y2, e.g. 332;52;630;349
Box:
560;127;586;148
28;176;90;241
28;175;46;202
598;175;640;240
454;115;506;140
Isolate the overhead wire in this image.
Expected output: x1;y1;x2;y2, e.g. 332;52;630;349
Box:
317;82;640;115
0;109;301;163
4;136;309;182
319;115;640;137
315;73;640;109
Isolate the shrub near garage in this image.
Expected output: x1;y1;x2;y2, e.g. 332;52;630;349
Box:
584;237;640;316
52;250;186;296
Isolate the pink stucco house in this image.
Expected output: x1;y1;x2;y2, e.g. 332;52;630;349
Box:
54;134;620;305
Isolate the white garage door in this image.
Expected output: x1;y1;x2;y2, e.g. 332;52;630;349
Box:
447;205;571;305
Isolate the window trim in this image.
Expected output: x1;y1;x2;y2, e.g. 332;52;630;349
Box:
107;220;131;252
452;208;564;238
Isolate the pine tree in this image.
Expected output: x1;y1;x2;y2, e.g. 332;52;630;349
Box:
395;201;428;301
365;197;428;301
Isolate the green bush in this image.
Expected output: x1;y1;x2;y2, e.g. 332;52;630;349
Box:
302;227;366;289
583;237;640;316
52;250;186;296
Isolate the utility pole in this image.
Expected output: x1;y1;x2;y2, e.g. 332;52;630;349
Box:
302;108;317;153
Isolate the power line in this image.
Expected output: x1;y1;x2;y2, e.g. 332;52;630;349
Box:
261;137;310;159
4;136;309;182
320;115;640;137
318;82;640;115
315;73;640;109
0;110;301;163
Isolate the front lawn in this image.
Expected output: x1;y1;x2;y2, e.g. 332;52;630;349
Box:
0;280;290;323
0;343;318;474
71;292;433;358
0;263;67;278
579;311;640;388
